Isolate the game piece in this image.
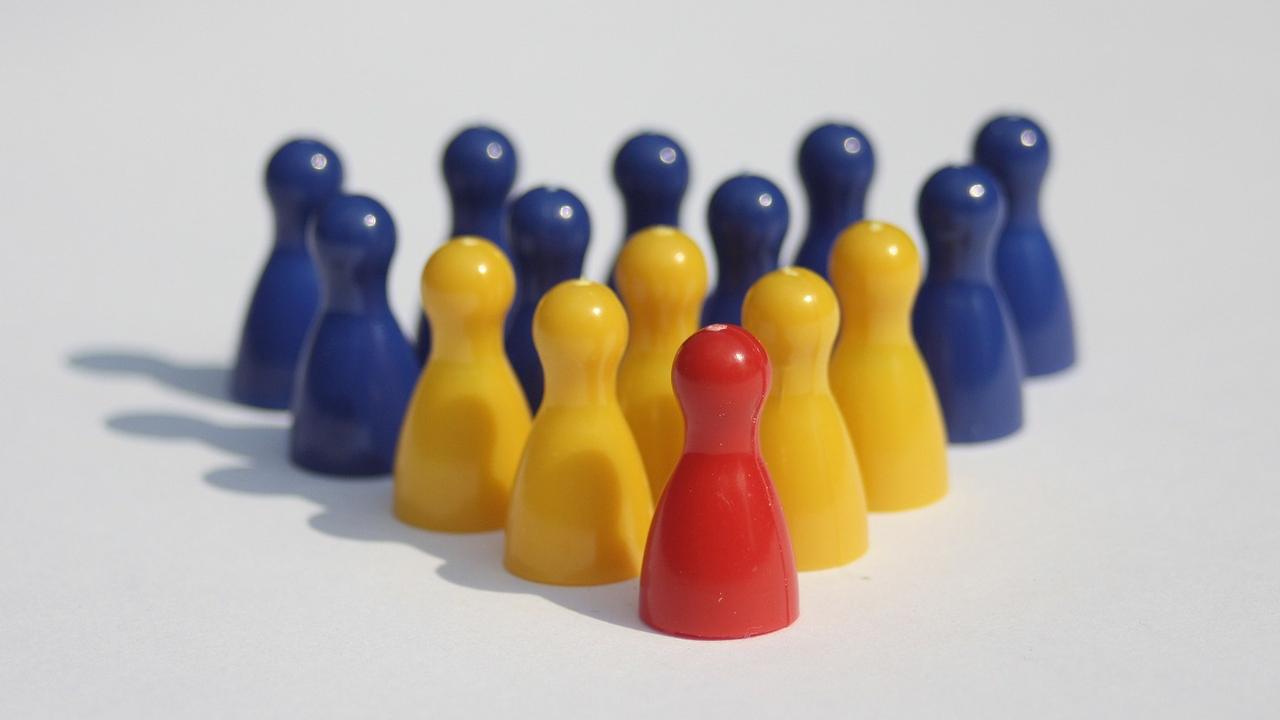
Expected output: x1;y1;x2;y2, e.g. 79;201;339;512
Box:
974;115;1076;376
230;138;344;409
701;174;788;326
793;122;874;278
639;324;798;639
615;226;708;500
504;280;654;585
607;132;689;287
829;220;948;510
289;195;418;475
394;238;532;531
742;267;868;569
913;165;1024;442
415;126;518;365
505;187;591;410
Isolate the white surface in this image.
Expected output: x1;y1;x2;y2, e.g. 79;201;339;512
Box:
2;0;1278;717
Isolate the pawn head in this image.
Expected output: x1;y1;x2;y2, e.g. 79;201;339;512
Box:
741;267;838;365
421;237;515;330
973;115;1050;190
673;324;771;437
707;174;790;258
917;165;1005;254
829;220;921;308
612;132;690;203
312;194;397;274
509;186;591;267
265;138;344;211
614;226;708;315
442;126;517;201
533;280;628;375
798;122;875;206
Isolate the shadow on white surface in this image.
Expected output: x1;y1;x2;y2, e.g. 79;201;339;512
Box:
69;349;230;404
102;409;655;635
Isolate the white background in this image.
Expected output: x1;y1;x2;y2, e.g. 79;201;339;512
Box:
2;0;1278;717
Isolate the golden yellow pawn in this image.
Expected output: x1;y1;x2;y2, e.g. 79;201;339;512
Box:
829;220;948;511
742;267;869;571
615;226;708;500
393;237;532;532
504;280;655;585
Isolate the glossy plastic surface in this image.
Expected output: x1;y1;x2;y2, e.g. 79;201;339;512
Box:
288;195;418;476
415;126;518;365
505;187;591;411
793;123;874;278
230;138;344;409
639;324;798;639
702;175;788;326
974;115;1076;376
742;267;868;570
394;238;532;531
913;166;1024;443
615;226;707;500
607;132;689;288
830;221;948;510
504;280;654;585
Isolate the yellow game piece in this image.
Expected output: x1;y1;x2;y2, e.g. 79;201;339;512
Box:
615;226;708;500
742;267;869;571
829;220;948;511
504;280;655;585
393;237;532;532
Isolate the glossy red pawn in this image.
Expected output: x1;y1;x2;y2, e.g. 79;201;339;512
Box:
639;324;799;639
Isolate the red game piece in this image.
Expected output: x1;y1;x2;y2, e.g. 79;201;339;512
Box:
638;324;799;639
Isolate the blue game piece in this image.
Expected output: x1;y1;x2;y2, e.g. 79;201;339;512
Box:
793;122;874;278
974;115;1076;376
290;194;419;476
607;132;689;287
415;126;518;365
230;138;344;409
702;174;788;326
913;165;1024;443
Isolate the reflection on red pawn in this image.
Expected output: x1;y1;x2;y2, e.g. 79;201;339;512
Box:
639;324;799;639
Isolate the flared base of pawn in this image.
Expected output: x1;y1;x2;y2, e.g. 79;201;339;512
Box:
866;480;948;513
793;534;868;572
393;501;506;534
639;599;799;640
502;554;640;587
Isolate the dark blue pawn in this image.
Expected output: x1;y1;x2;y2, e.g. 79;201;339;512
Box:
506;187;591;410
974;115;1076;376
794;122;875;278
607;132;689;287
290;195;418;476
702;174;788;326
415;126;518;365
913;165;1024;443
230;138;344;409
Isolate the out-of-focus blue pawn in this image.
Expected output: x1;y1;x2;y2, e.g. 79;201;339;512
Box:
702;174;788;326
793;122;875;278
974;115;1076;376
913;165;1024;443
416;126;518;365
608;132;689;287
506;186;591;411
230;138;344;409
290;194;419;476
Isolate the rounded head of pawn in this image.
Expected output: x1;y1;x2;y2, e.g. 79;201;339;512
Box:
673;324;771;435
707;174;790;256
614;226;707;313
442;126;517;201
917;165;1005;254
612;132;689;202
265;138;344;211
829;220;921;307
974;115;1050;189
312;194;397;273
533;280;628;375
509;186;591;267
741;267;838;364
798;122;875;202
420;237;514;329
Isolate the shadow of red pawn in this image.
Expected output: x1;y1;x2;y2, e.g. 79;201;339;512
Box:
639;324;799;639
